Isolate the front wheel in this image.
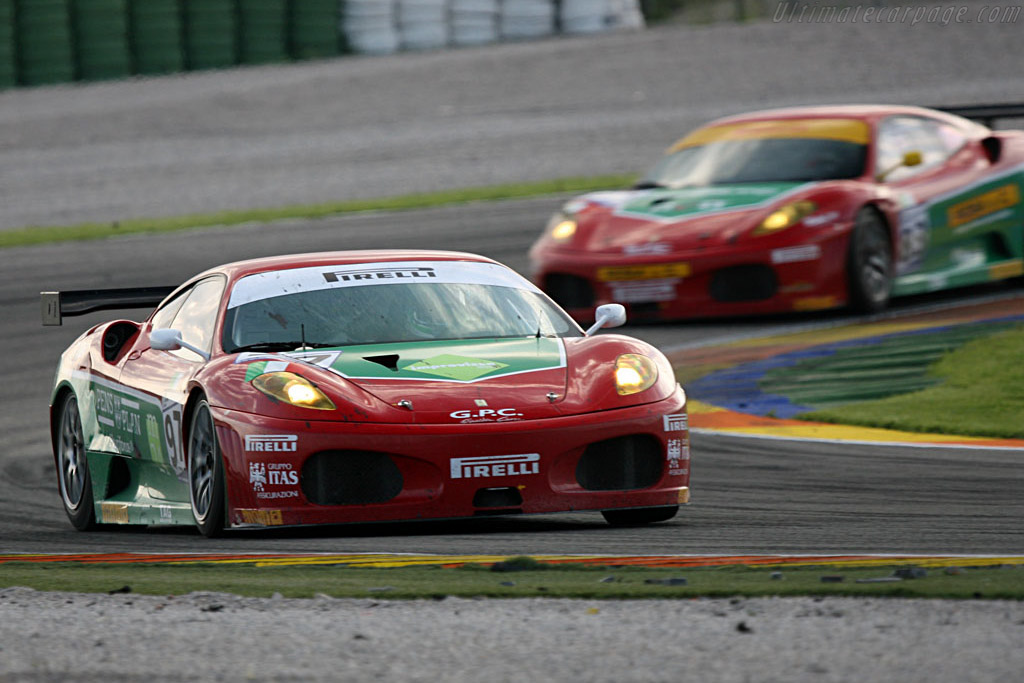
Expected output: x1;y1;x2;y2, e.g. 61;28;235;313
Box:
847;208;893;313
56;393;97;530
602;505;679;526
188;399;226;537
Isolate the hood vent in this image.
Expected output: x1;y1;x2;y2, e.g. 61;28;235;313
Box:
364;354;400;371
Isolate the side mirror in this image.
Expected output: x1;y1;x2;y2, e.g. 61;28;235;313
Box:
903;150;923;167
150;328;210;361
876;149;924;181
584;304;627;336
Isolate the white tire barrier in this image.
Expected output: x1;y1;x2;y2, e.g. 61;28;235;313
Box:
342;0;646;55
398;0;450;50
500;0;556;40
451;0;499;46
343;0;400;55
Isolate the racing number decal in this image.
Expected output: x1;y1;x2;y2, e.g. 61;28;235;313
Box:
897;204;930;275
160;398;185;474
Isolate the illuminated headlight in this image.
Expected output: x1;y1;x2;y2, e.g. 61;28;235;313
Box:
252;372;336;410
547;213;577;241
614;354;658;396
754;201;817;235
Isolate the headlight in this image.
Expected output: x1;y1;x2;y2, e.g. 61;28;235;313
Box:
614;354;658;395
252;372;336;410
546;213;577;241
754;201;817;235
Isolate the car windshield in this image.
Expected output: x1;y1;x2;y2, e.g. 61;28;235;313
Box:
222;261;581;352
640;119;869;188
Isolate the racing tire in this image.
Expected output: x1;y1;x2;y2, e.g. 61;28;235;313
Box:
188;398;227;538
847;208;893;313
601;505;679;526
56;393;98;531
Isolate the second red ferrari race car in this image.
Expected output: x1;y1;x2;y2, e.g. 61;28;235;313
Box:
44;250;688;536
530;104;1024;321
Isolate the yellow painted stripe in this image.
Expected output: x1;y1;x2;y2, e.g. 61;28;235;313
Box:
670;118;871;151
990;259;1024;280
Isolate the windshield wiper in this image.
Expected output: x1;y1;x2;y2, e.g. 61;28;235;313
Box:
230;341;336;354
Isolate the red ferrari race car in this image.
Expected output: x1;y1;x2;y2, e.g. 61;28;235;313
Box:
530;104;1024;321
43;251;688;536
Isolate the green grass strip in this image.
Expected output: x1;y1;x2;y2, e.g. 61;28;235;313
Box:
0;174;637;249
760;322;1017;410
1;559;1021;600
799;325;1024;439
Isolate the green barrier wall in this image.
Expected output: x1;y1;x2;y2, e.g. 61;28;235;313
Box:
238;0;289;65
0;0;14;88
74;0;132;81
290;0;341;60
17;0;75;86
129;0;185;75
183;0;237;70
0;0;348;89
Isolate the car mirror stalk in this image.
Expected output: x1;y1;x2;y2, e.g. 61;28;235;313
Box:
150;328;210;361
585;304;627;336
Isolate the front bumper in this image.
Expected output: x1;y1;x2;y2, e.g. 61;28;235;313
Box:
212;387;689;528
532;229;851;321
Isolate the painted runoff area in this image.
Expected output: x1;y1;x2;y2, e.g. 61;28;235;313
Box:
672;296;1024;449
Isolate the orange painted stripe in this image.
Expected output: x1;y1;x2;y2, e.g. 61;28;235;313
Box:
687;401;1024;448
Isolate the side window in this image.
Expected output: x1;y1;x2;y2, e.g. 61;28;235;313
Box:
150;290;188;331
875;116;965;182
167;277;226;361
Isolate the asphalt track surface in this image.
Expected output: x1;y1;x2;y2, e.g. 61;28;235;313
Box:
4;199;1024;557
2;17;1023;558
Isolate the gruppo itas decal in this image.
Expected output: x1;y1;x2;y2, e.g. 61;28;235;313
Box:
248;461;300;500
450;453;540;479
667;437;690;477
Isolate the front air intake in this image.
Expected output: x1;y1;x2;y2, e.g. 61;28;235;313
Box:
301;450;403;505
710;264;777;302
575;435;663;491
473;486;523;509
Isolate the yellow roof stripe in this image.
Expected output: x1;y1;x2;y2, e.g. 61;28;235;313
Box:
670;118;871;152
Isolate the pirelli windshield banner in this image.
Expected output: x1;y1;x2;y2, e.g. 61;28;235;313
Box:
228;261;540;309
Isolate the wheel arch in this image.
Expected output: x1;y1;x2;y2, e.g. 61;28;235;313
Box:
181;386;209;454
182;386;230;537
860;202;895;247
846;204;895;313
49;383;76;464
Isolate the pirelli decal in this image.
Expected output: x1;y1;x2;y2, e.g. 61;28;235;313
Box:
450;453;540;479
947;183;1020;228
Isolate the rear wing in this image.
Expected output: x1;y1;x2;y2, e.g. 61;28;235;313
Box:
41;286;177;326
937;103;1024;128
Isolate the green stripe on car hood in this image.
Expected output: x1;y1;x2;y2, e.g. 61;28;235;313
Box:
616;182;810;220
289;337;566;383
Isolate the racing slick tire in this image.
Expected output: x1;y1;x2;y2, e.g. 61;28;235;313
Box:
56;393;98;531
188;398;227;537
847;208;893;313
601;505;679;526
